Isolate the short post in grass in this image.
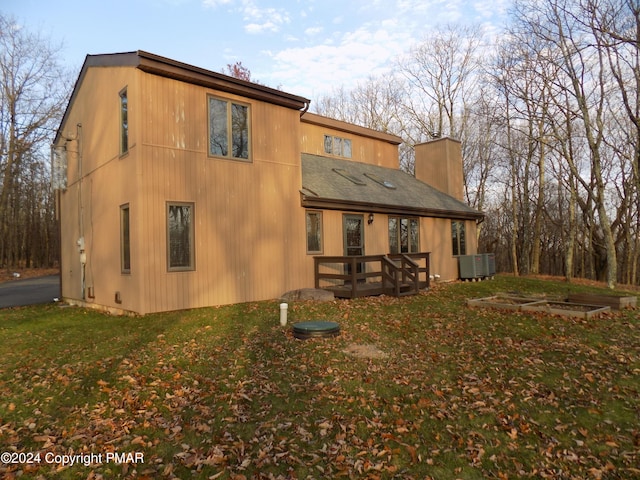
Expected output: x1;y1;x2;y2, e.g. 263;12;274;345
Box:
279;302;288;326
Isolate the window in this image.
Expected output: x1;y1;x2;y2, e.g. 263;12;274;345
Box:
452;220;466;256
306;211;323;254
167;202;195;271
208;96;250;160
389;217;420;254
120;204;130;273
343;138;352;158
120;89;128;154
324;135;352;158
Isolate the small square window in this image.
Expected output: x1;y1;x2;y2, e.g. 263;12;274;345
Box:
333;137;342;155
343;139;352;158
324;135;333;155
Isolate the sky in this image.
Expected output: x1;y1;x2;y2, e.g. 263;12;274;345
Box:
3;0;511;101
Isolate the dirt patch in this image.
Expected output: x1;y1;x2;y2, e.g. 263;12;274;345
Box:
0;268;59;284
343;344;389;359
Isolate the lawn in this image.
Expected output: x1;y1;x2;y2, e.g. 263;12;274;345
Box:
0;276;638;479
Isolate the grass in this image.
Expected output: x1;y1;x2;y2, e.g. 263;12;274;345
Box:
0;275;638;479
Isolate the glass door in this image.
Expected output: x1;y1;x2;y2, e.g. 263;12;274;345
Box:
343;214;364;280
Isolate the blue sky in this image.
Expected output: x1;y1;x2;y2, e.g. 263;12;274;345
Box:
4;0;510;100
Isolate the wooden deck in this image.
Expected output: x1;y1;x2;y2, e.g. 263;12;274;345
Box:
314;252;430;299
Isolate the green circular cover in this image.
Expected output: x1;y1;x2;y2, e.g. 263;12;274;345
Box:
293;321;339;332
292;321;340;339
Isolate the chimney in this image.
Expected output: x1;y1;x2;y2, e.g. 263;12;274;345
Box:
414;137;464;201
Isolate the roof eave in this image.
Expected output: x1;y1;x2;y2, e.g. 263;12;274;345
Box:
301;194;485;220
135;51;309;110
54;50;311;145
301;112;402;145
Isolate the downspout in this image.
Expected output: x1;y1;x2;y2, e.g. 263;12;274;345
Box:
51;144;63;302
76;123;85;299
300;100;310;117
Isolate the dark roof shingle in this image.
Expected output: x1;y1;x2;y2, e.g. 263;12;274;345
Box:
301;154;483;220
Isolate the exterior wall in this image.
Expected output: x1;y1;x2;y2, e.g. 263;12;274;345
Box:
59;66;312;314
315;210;478;283
58;66;141;313
317;210;388;257
421;217;478;282
133;72;309;313
415;138;464;201
300;117;400;169
58;60;479;314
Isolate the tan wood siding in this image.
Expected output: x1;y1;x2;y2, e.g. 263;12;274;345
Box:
318;211;397;257
59;65;315;314
57;57;479;314
134;71;309;312
301;122;399;169
58;67;143;312
319;211;478;283
415;138;464;201
420;217;478;281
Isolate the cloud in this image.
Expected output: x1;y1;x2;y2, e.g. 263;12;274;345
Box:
243;4;291;33
266;24;408;98
201;0;233;6
202;0;291;34
473;0;510;20
258;0;511;98
304;26;323;36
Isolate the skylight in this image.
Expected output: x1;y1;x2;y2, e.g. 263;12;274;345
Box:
333;168;367;185
365;172;396;189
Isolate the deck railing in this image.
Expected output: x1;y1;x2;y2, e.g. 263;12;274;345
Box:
388;252;431;290
314;252;430;298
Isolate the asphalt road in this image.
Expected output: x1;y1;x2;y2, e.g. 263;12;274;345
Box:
0;275;61;309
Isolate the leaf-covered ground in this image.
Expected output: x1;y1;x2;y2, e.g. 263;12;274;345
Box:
0;276;638;479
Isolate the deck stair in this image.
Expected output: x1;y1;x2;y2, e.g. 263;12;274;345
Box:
314;252;430;299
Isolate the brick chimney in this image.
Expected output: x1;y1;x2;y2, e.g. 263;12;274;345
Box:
414;137;464;201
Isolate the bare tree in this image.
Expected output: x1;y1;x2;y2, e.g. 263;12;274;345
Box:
308;3;639;286
507;0;625;288
313;76;410;168
0;14;69;267
314;86;358;124
398;24;483;140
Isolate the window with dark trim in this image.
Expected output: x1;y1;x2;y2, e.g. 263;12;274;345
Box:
120;204;130;273
306;210;323;254
324;134;352;158
208;96;250;160
167;202;195;271
389;217;419;254
120;88;128;154
452;220;466;256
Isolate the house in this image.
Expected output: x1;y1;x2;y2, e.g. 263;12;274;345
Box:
53;51;483;315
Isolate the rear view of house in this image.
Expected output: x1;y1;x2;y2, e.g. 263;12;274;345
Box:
53;51;483;315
